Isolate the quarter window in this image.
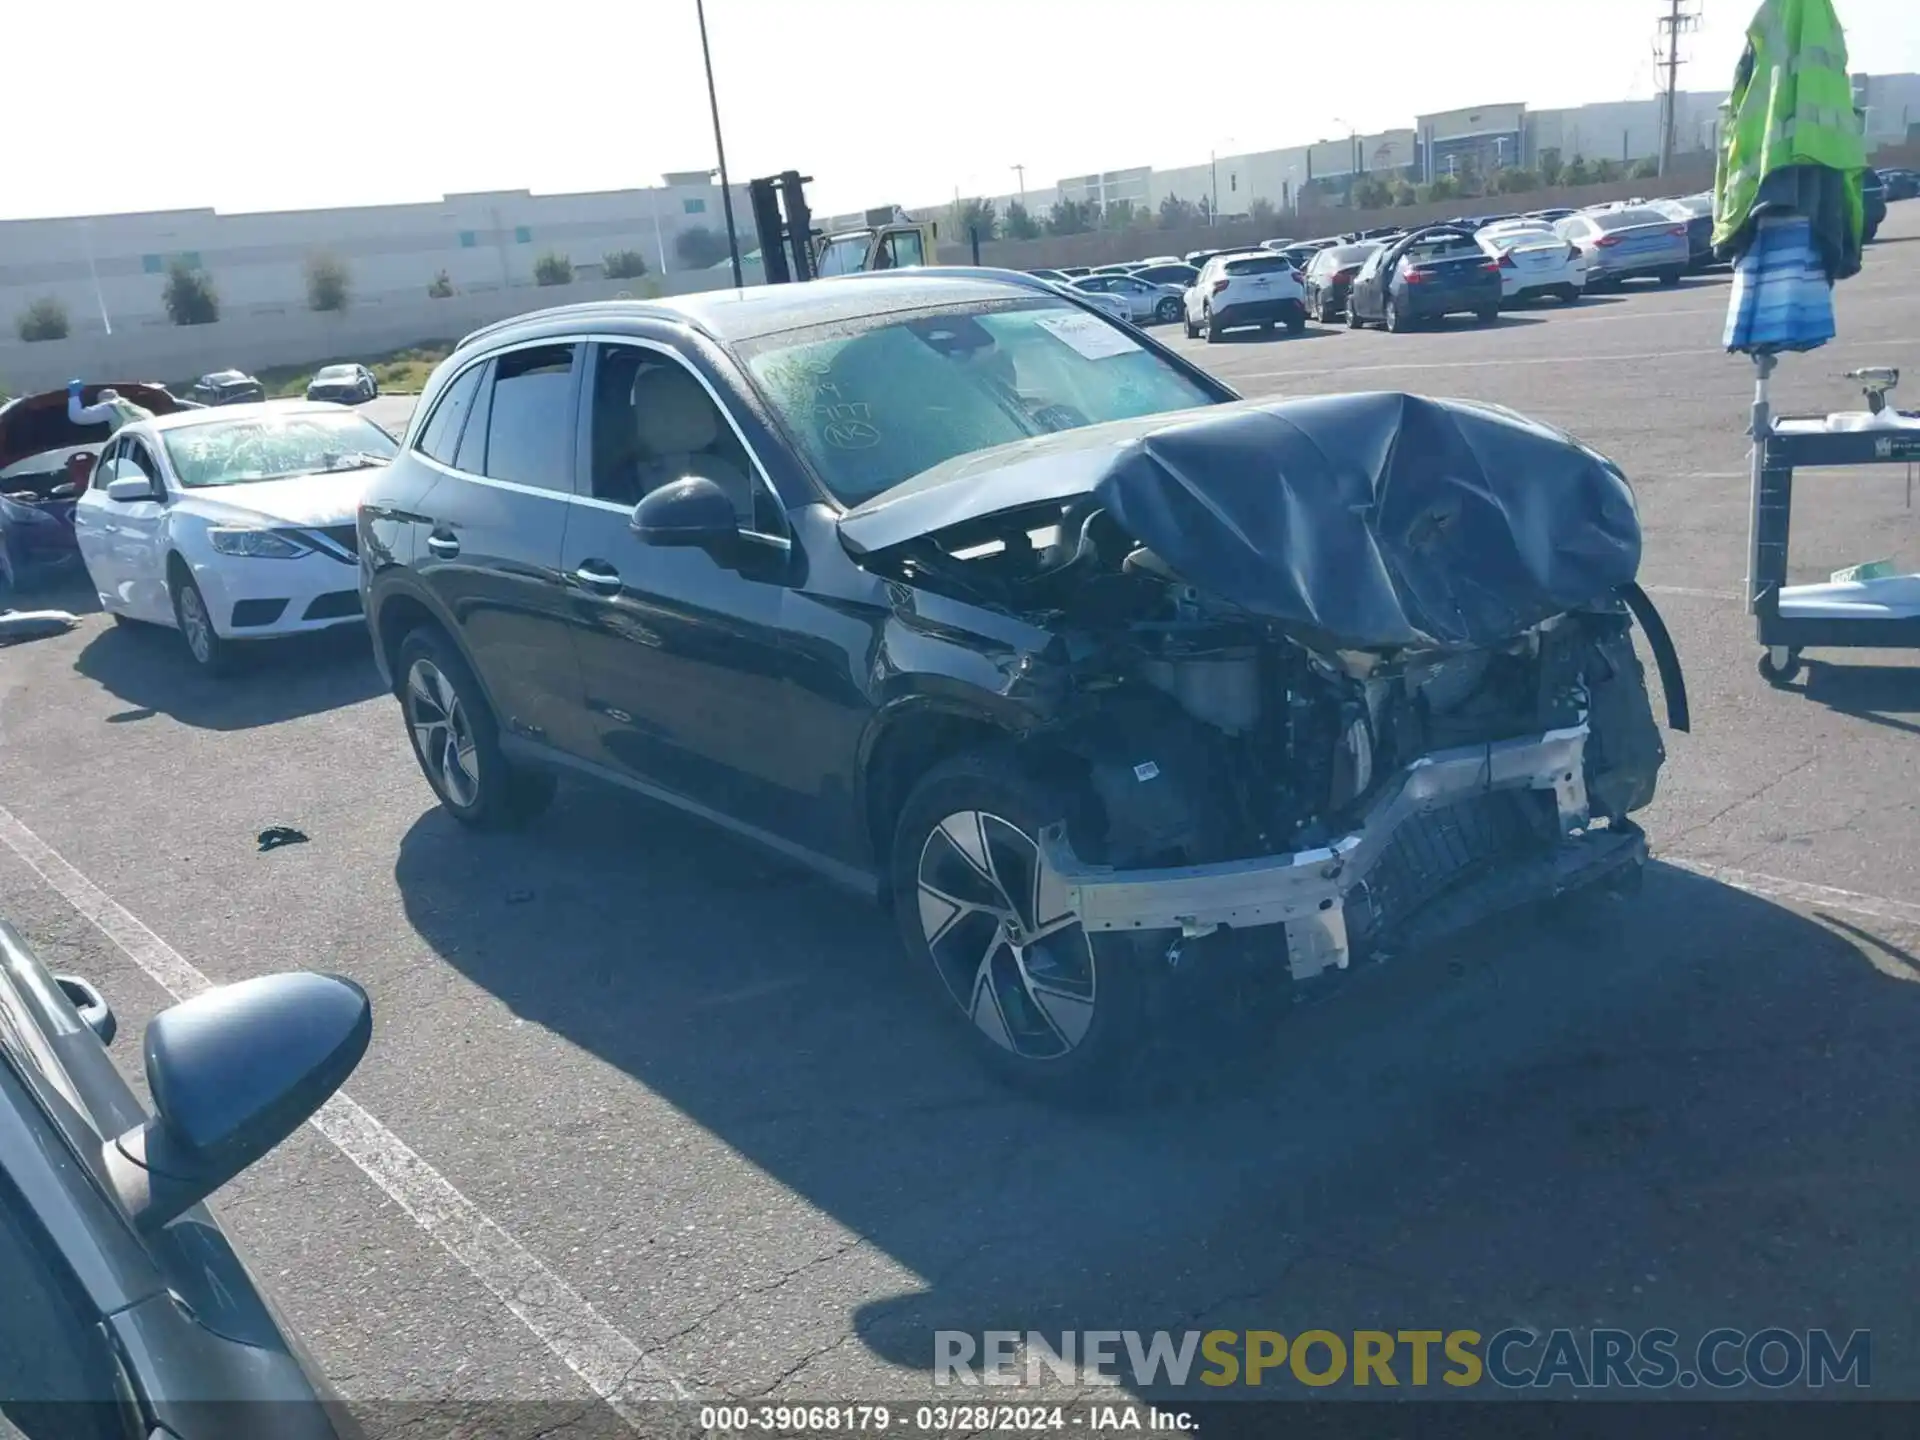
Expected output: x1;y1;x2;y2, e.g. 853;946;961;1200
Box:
883;230;926;268
481;345;577;492
415;364;484;466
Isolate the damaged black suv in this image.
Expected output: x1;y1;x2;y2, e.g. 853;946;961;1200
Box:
360;271;1687;1097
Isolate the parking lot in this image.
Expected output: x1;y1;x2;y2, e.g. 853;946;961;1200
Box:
3;202;1918;1427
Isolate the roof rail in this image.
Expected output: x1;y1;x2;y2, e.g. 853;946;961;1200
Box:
453;296;670;352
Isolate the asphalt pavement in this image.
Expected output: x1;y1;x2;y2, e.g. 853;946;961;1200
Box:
2;204;1917;1430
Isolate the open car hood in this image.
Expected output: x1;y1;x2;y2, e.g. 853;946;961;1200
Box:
0;383;186;474
837;392;1643;650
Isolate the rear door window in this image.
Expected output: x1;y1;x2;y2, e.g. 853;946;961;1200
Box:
480;345;578;492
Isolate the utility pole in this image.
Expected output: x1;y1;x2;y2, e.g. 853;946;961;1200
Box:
695;0;743;289
1012;164;1026;200
1656;0;1700;177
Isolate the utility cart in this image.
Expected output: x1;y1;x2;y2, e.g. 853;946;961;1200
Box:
1746;364;1920;685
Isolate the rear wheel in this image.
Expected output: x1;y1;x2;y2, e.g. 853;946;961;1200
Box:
1385;298;1408;332
1205;304;1222;343
1346;299;1365;329
891;750;1158;1100
1287;310;1307;334
397;626;556;829
1657;267;1683;287
1183;308;1200;340
1557;284;1581;304
1475;306;1498;325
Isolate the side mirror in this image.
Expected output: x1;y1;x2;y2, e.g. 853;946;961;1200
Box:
631;476;740;550
106;476;156;503
101;972;370;1233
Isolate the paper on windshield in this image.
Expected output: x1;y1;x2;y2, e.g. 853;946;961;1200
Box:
1036;312;1142;361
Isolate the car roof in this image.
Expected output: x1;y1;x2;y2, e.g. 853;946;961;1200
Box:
456;270;1065;351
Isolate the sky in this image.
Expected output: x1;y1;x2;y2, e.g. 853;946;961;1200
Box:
3;0;1916;223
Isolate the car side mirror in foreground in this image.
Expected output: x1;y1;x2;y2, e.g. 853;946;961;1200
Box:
102;972;371;1234
105;476;155;503
631;476;740;551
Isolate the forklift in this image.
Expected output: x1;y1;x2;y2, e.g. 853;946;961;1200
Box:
747;171;942;284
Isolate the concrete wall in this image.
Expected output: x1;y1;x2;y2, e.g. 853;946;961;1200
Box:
0;178;751;336
0;270;737;396
943;162;1717;272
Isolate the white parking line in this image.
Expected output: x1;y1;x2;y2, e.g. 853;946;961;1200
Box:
1666;858;1920;931
1640;584;1739;600
0;802;688;1424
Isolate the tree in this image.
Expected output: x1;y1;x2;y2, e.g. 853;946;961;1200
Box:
427;270;454;299
162;258;218;326
1350;176;1393;210
1494;166;1541;195
15;297;69;342
1045;197;1097;236
1249;197;1278;225
1390;176;1419;207
534;251;574;286
1102;199;1137;231
1158;194;1198;229
674;225;730;270
1427;173;1463;202
950;197;998;243
1629;156;1662;180
1197;194;1213;223
1592;157;1622;184
306;252;350;312
603;249;650;279
1561;154;1593;186
1002;200;1042;240
1538;148;1564;186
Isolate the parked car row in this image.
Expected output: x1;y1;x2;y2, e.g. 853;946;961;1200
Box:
183;363;381;408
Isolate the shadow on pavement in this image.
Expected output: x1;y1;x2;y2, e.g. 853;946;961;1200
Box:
72;621;384;731
1798;659;1920;738
392;782;1920;1395
1204;328;1348;346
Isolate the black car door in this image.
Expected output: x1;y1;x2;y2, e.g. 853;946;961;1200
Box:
412;343;594;755
1352;246;1390;319
555;339;858;866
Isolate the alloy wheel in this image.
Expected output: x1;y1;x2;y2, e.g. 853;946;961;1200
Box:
178;584;213;664
406;658;481;809
915;810;1096;1061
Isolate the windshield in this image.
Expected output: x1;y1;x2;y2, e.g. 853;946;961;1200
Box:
314;365;356;381
1405;234;1481;262
815;234;872;277
162;411;397;489
741;298;1220;506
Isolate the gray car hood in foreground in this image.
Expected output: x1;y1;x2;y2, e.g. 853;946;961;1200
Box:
837;392;1643;650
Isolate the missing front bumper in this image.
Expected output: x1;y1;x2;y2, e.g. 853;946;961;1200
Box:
1038;725;1640;983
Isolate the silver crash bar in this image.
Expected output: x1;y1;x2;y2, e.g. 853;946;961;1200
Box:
1037;726;1593;983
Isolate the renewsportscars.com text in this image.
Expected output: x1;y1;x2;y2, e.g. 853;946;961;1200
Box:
935;1328;1871;1391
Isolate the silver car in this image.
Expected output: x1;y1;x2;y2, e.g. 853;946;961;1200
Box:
1555;207;1691;290
1070;271;1187;324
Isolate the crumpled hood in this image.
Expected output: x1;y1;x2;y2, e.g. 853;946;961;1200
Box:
183;468;385;527
838;392;1642;650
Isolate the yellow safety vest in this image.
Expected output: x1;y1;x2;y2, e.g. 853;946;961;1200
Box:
1711;0;1866;251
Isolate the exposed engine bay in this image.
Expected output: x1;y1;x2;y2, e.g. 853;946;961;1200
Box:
842;393;1687;978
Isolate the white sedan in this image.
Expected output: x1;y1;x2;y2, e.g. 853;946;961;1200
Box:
72;402;397;673
1069;272;1187;324
1477;224;1588;305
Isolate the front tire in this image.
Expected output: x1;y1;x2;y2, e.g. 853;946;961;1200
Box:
1658;267;1683;287
1346;300;1365;329
1154;297;1181;324
891;750;1157;1100
397;626;556;829
171;570;235;675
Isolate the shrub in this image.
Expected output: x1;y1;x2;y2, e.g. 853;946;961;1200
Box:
1390;177;1420;207
306;252;350;312
673;225;730;270
1562;155;1593;186
427;270;454;299
603;249;649;279
1248;197;1278;225
1592;158;1622;184
534;251;574;286
1002;201;1042;240
16;298;69;343
162;259;219;326
1630;156;1662;180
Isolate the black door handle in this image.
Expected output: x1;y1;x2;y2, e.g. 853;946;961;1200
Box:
572;563;622;596
426;532;459;558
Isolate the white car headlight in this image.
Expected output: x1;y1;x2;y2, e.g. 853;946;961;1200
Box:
207;527;310;559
